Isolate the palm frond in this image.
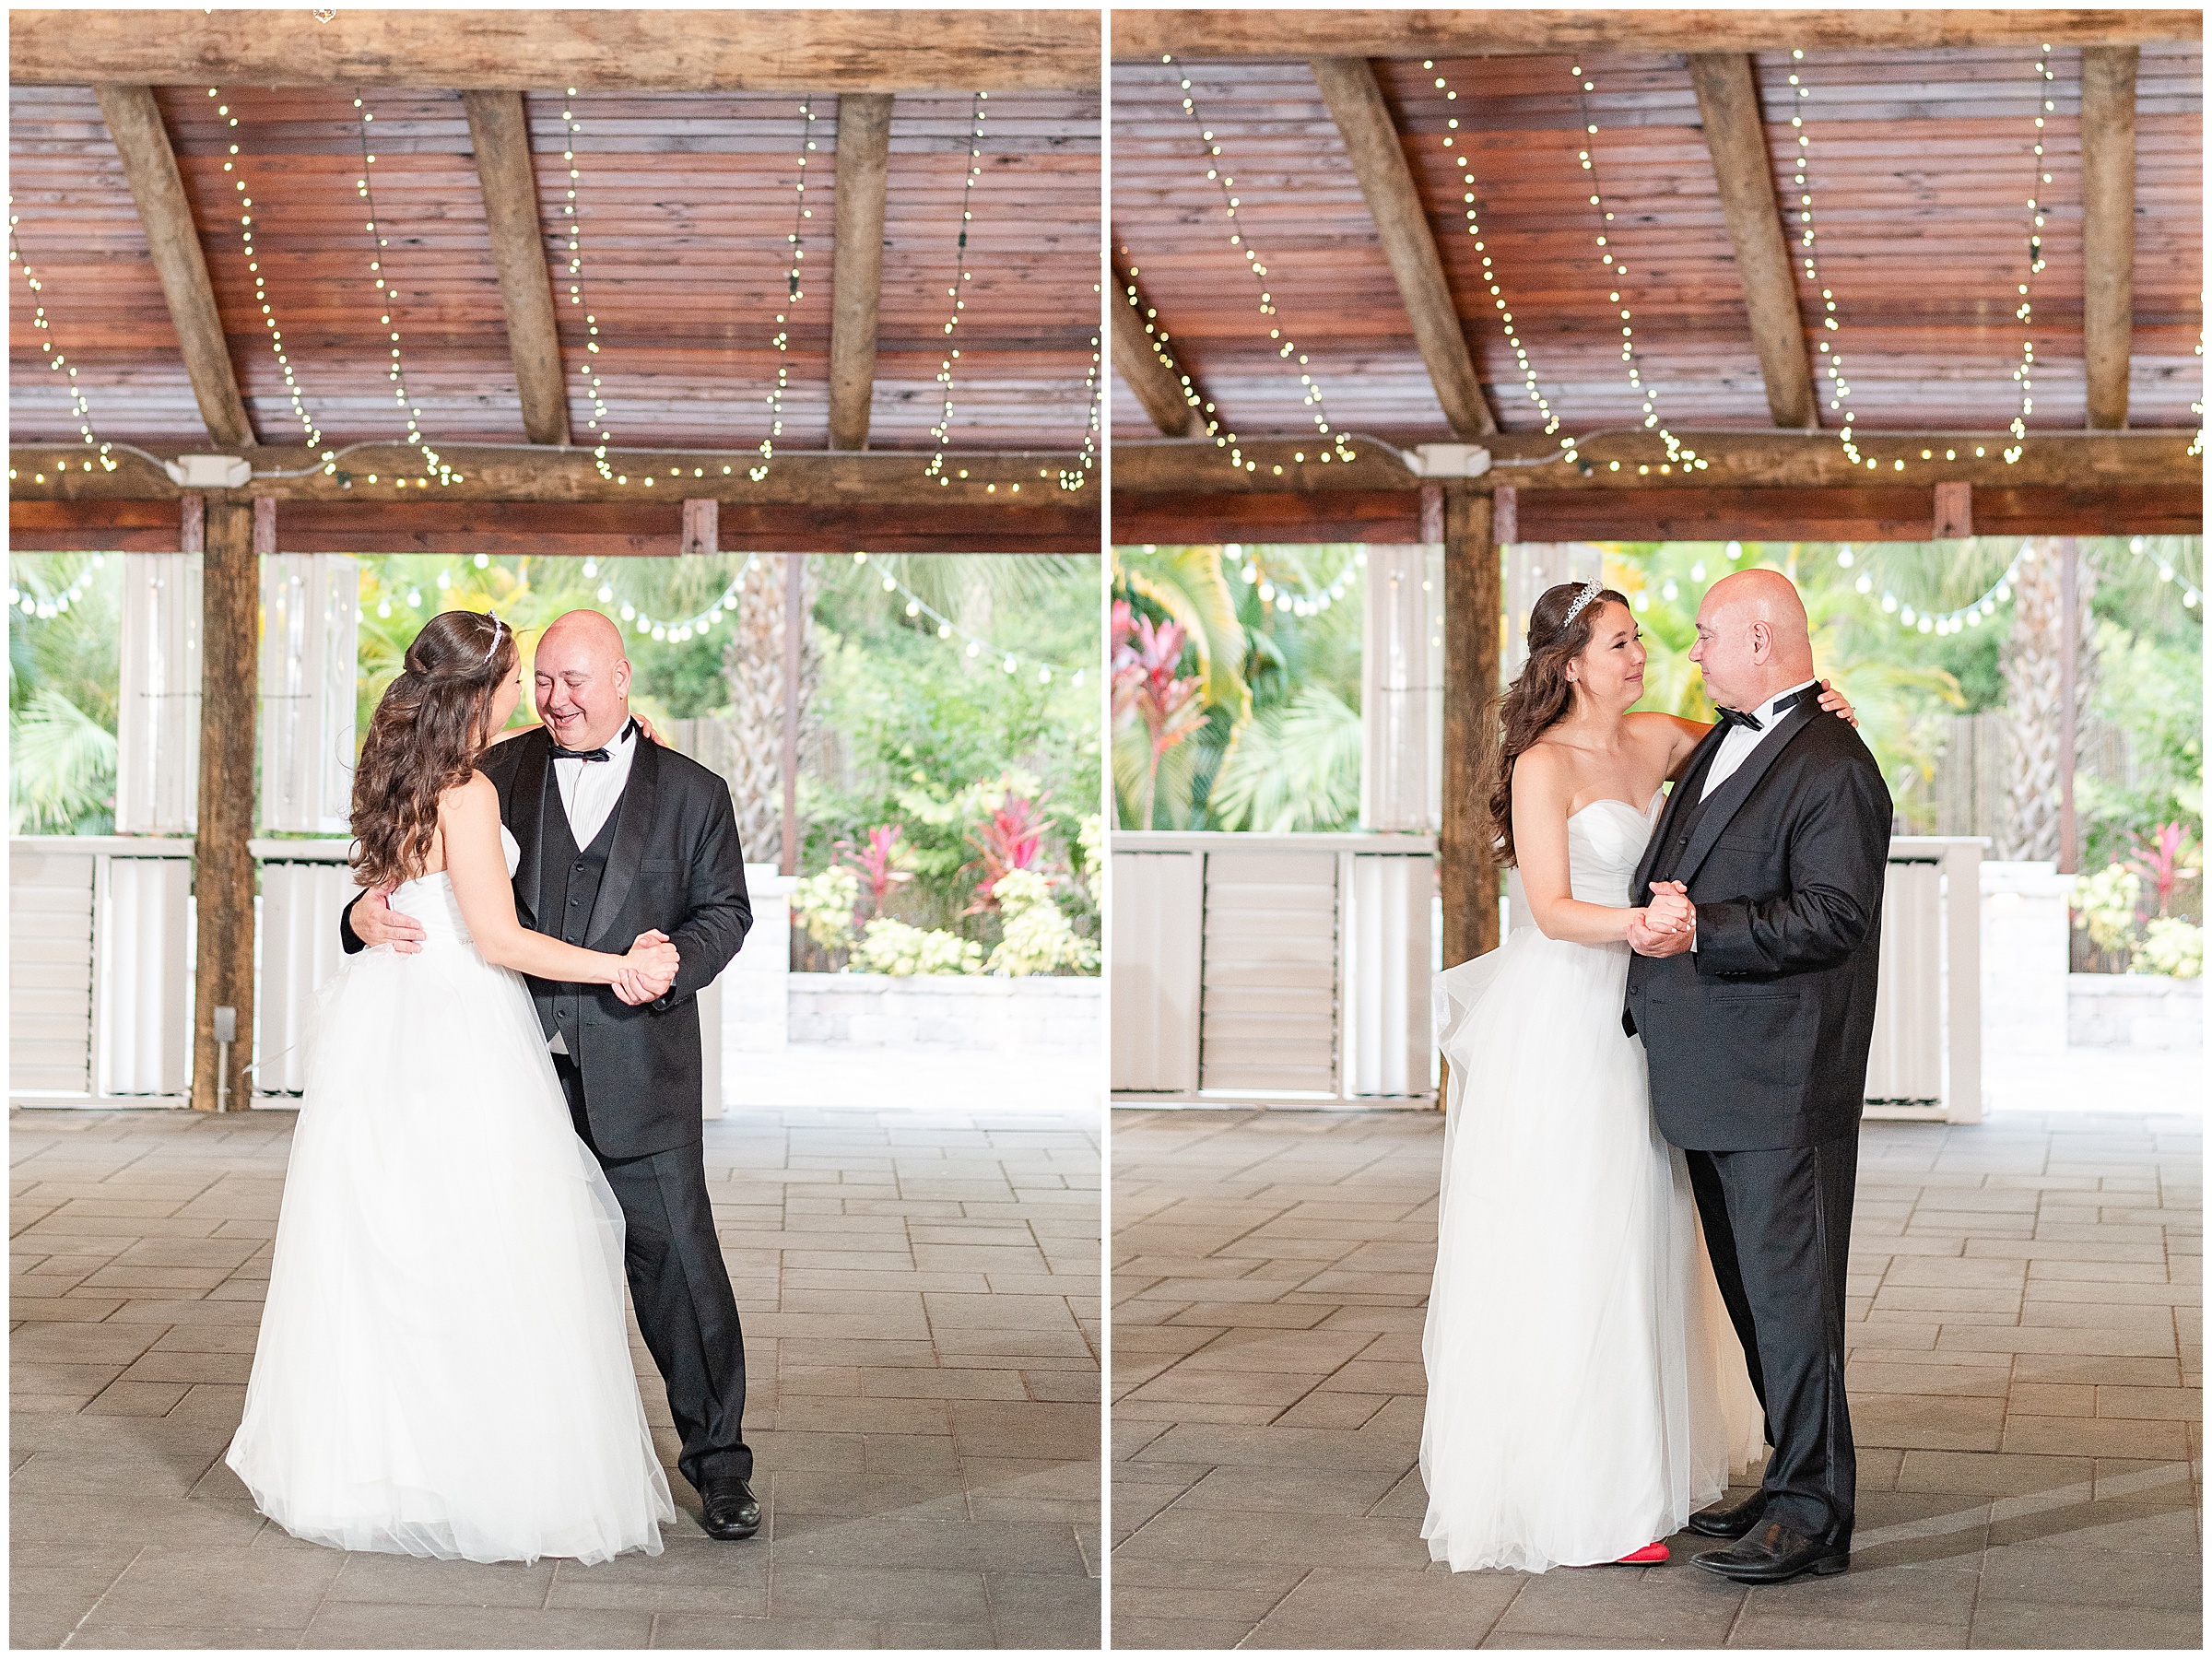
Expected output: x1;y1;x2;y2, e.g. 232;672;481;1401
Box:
10;687;119;833
1204;685;1362;832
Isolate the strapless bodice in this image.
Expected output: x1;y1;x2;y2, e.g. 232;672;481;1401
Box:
389;825;521;945
1504;794;1663;916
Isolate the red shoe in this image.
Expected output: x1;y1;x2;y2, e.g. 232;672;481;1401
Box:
1614;1541;1670;1565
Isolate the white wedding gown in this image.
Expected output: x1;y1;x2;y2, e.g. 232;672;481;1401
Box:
1419;794;1766;1573
226;827;675;1565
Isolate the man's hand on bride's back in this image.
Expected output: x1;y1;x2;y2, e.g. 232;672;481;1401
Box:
352;887;427;955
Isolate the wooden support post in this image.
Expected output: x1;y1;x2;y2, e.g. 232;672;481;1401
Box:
463;89;571;446
2057;535;2079;873
1492;485;1518;547
827;92;894;451
191;496;258;1112
96;85;258;451
679;497;718;557
1933;480;1973;540
1310;56;1499;439
780;553;804;877
1440;483;1500;969
1111;265;1204;437
1688;53;1819;430
2079;46;2137;430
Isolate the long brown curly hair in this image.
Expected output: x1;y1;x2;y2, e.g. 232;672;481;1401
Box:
351;609;517;889
1486;582;1631;866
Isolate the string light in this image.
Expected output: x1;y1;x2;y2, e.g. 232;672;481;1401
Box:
926;92;989;486
206;88;322;451
6;206;117;472
1780;53;1881;474
1833;539;2030;635
351;94;454;487
559;88;620;482
1423;61;1573;461
1120;258;1218;440
2125;535;2205;608
613;558;759;641
1163;53;1355;471
2005;44;2057;465
1571;64;1705;475
756;100;817;483
1229;543;1361;616
1059;301;1101;491
8;553;107;620
850;551;1085;682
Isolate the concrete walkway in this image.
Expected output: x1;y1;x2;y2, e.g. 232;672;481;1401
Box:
11;1103;1100;1649
1112;1106;2200;1649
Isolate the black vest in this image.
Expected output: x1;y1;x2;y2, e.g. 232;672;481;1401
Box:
540;766;625;1048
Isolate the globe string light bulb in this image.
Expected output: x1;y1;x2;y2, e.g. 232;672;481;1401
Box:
6;205;118;472
353;93;453;487
1571;63;1705;477
1163;53;1355;473
926;91;990;486
848;551;1086;679
207;88;323;452
1424;60;1575;465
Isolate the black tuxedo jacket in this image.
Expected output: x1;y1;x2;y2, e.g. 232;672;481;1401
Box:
342;728;752;1159
1624;703;1892;1152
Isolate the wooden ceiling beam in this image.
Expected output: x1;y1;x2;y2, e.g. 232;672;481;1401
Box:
462;91;571;447
9;442;1100;509
1689;53;1818;431
1112;265;1204;438
826;93;894;452
92;84;257;452
2079;45;2138;430
1111;430;2201;494
1115;10;2198;61
1310;56;1497;440
17;10;1100;91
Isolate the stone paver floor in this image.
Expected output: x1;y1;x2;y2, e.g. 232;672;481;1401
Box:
1112;1107;2201;1650
12;1103;1100;1649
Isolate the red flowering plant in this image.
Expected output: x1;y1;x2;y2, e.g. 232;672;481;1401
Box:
2130;819;2204;918
834;823;916;919
1111;599;1208;830
964;791;1051;913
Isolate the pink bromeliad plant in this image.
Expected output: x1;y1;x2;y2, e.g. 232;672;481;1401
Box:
2131;820;2203;918
967;793;1049;912
836;824;915;918
1111;599;1208;830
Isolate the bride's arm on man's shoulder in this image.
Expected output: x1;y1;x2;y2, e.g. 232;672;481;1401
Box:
1622;712;1712;782
1511;747;1688;947
439;775;677;996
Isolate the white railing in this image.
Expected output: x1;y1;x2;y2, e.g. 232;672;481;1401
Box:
7;835;725;1114
1110;831;1437;1106
1109;832;1983;1122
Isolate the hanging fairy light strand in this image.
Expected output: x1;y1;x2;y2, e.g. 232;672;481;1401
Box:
558;88;623;483
850;551;1086;683
925;91;990;485
2004;43;2057;465
1570;62;1706;475
1163;53;1356;472
756;99;817;483
350;94;454;487
1119;259;1218;438
2124;535;2205;608
1060;306;1101;491
1422;60;1576;464
6;208;117;473
1226;544;1362;617
1829;539;2030;635
205;88;323;451
1778;53;1884;474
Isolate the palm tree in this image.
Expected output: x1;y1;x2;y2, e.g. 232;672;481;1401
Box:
1205;685;1362;831
719;556;816;865
2000;537;2099;860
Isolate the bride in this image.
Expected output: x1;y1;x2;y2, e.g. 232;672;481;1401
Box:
1419;578;1853;1573
227;609;679;1565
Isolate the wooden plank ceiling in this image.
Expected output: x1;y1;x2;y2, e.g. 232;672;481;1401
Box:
1111;41;2202;460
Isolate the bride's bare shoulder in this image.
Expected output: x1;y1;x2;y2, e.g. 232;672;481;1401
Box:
437;771;500;823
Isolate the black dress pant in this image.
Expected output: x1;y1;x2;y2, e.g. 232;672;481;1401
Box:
553;1051;752;1491
1684;1133;1858;1543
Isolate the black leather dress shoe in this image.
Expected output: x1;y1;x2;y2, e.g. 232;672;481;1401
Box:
1691;1520;1848;1584
698;1476;761;1541
1685;1489;1769;1539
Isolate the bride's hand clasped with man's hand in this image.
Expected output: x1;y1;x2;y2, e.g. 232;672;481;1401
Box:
614;931;680;1006
1627;880;1695;959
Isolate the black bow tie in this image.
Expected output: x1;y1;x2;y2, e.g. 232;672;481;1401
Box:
1719;685;1818;734
552;745;610;762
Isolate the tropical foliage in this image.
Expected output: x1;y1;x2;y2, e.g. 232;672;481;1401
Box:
9;553;121;833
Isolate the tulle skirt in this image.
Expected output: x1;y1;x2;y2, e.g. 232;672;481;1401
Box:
225;936;675;1565
1418;924;1766;1573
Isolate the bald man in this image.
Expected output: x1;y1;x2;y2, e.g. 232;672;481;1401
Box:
344;607;762;1541
1622;569;1891;1584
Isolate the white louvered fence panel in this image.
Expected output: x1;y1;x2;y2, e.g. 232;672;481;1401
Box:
1865;858;1946;1104
256;857;359;1093
1109;851;1203;1093
9;848;97;1095
1346;852;1434;1097
1198;850;1338;1095
96;854;194;1098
